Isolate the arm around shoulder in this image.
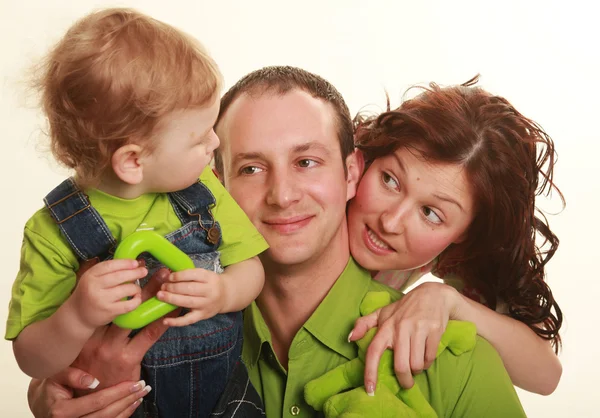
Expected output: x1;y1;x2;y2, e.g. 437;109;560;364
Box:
450;336;527;418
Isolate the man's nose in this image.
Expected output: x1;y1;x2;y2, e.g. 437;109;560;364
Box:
266;169;301;209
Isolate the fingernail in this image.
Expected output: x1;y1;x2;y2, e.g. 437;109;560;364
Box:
144;385;152;393
131;380;145;393
347;331;353;343
83;375;99;389
366;382;375;396
132;398;143;408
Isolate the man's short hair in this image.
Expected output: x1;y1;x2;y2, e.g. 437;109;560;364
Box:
214;66;353;178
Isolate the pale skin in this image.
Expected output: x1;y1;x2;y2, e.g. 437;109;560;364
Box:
28;261;171;418
14;99;265;380
216;89;362;368
347;147;561;395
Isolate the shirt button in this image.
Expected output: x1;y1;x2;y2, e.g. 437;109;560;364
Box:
290;405;301;416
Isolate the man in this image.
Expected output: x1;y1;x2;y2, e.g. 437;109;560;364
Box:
212;66;526;417
29;66;526;418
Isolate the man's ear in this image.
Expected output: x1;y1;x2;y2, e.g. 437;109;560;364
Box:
345;148;365;202
111;144;144;185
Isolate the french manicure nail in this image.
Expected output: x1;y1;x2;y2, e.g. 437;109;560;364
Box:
347;331;353;343
83;375;99;389
144;385;153;393
131;380;145;393
366;382;375;396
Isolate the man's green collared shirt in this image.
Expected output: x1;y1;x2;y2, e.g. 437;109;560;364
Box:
242;258;526;418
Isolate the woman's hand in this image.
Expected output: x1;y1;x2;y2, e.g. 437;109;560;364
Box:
28;366;150;418
349;282;460;393
28;264;177;417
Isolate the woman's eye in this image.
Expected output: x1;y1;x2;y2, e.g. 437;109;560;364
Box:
422;206;442;224
297;159;317;168
240;166;263;175
381;172;399;190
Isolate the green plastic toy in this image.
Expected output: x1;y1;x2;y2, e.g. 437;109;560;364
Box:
304;291;477;417
112;230;195;329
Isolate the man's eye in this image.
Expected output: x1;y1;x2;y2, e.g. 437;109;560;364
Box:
297;159;317;168
240;166;263;175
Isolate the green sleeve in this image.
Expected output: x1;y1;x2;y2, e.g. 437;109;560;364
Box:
448;337;526;418
200;167;269;267
5;218;78;340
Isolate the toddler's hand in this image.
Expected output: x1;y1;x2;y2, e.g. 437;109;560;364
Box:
70;259;147;329
156;268;226;327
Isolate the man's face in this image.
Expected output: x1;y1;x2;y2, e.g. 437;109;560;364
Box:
216;89;358;268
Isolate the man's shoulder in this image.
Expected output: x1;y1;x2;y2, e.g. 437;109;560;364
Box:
366;278;402;301
419;335;525;417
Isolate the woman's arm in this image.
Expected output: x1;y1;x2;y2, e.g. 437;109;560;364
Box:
351;281;561;395
452;289;562;395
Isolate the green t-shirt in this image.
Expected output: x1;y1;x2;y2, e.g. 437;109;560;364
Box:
243;257;525;418
6;167;269;340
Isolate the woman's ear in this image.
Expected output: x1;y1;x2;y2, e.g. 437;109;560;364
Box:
111;144;144;185
345;148;365;202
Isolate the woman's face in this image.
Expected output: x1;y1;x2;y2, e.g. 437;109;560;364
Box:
347;147;476;272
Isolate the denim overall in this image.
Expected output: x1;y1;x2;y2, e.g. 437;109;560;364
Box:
44;178;248;418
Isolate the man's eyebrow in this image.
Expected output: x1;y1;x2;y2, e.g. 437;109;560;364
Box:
433;193;464;212
292;141;332;156
232;151;267;166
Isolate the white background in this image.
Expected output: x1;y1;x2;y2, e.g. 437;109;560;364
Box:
1;0;598;416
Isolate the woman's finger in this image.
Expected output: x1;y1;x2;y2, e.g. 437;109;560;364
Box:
362;326;391;395
55;380;144;418
394;327;414;389
51;367;100;391
82;383;152;418
141;268;170;300
349;310;380;342
409;327;427;375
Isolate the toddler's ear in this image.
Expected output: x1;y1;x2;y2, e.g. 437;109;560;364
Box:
112;144;144;185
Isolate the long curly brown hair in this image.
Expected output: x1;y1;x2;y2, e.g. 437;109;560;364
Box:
354;76;564;351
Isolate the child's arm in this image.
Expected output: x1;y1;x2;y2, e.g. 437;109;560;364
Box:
156;256;265;327
13;259;146;379
351;282;561;395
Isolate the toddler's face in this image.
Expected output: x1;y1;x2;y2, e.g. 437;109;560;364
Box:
347;147;475;272
143;96;220;192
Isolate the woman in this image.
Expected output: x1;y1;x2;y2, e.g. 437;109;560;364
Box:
348;76;563;396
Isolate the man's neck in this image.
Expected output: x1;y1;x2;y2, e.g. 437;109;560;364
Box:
256;227;350;368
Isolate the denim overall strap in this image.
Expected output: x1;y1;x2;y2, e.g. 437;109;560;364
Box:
43;178;116;261
167;180;222;247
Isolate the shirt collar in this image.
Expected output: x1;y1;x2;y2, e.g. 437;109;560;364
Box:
242;257;373;368
303;257;371;360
